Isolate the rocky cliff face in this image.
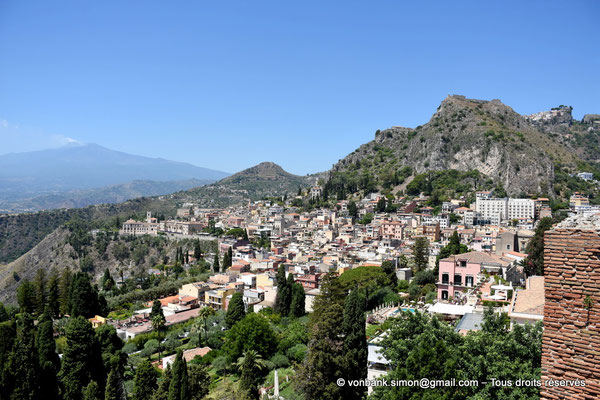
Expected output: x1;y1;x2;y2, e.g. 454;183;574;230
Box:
332;95;582;195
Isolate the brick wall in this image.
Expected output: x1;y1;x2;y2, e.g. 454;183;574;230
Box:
542;228;600;399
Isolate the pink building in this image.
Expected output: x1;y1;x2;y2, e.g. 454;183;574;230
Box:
437;252;512;301
380;221;405;240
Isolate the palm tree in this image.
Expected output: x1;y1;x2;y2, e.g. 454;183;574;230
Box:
237;350;266;398
151;314;166;361
197;306;216;345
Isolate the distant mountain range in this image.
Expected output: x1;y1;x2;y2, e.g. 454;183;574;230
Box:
0;143;230;212
0;178;212;213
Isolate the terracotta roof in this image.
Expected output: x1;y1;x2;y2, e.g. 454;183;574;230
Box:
440;251;511;266
511;276;544;315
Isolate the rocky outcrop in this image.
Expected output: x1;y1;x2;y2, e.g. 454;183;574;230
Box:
524;105;573;127
332;95;581;195
583;114;600;124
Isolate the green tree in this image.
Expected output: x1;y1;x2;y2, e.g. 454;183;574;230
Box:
0;302;8;322
168;350;188;400
213;253;220;273
197;306;216;345
524;217;554;276
95;324;125;377
69;272;104;318
289;283;306;318
481;305;510;335
59;268;73;316
152;314;167;362
104;366;125;400
193;240;202;261
58;316;103;400
37;311;60;400
412;237;429;272
436;231;469;268
17;280;36;314
101;269;116;292
274;265;291;316
225;292;246;328
82;381;102;400
47;268;60;318
187;363;211;400
381;260;398;289
376;197;386;213
223;313;277;362
133;360;159;400
7;313;40;400
342;290;367;400
297;273;346;400
0;319;16;399
348;200;358;218
237;350;266;399
33;268;47;314
152;365;171;400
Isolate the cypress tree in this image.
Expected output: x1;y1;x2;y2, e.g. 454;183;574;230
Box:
381;260;398;289
59;269;73;316
82;381;102;400
289;283;306;318
58;316;104;400
37;311;60;400
168;350;188;400
193;240;202;261
413;237;429;272
104;366;125;400
96;324;125;378
0;319;16;399
187;363;210;400
0;301;8;322
47;268;60;318
225;292;246;328
213;253;220;273
16;280;36;314
524;217;554;276
297;273;346;400
133;360;158;400
102;269;115;292
69;272;102;318
152;364;171;400
342;290;368;400
34;268;47;314
7;313;40;400
274;265;290;315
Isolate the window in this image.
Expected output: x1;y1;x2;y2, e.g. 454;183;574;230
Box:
466;275;474;287
460;260;467;267
441;290;448;300
454;274;462;286
442;273;449;284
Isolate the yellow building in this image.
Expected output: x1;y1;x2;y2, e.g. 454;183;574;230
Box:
204;288;236;310
89;315;107;329
255;273;274;288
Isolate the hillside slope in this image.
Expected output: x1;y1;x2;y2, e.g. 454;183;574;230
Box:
0;162;312;263
330;95;585;196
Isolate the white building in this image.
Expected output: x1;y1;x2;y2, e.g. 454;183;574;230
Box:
476;197;535;223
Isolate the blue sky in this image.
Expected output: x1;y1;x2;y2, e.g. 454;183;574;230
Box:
1;1;598;175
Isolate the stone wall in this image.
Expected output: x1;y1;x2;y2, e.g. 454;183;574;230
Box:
542;226;600;399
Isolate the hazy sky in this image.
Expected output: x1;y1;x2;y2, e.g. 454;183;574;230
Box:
1;1;598;175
